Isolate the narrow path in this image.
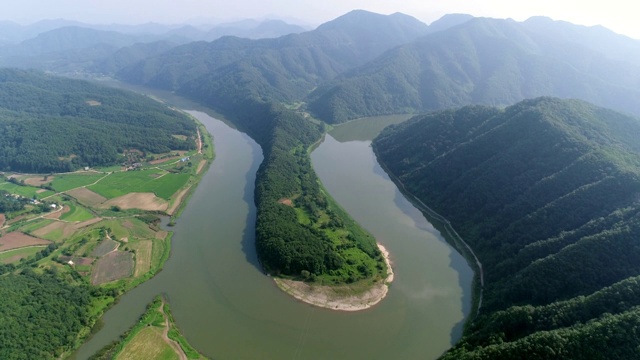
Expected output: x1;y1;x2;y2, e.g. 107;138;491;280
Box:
196;128;203;154
159;302;188;360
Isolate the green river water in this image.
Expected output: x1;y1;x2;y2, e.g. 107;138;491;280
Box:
74;101;472;359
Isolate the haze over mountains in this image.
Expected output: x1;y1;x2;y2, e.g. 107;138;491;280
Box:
2;8;640;359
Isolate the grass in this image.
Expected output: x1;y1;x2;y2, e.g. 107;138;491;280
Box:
18;218;54;233
49;173;106;192
0;246;46;264
60;202;95;222
88;170;191;200
0;182;54;199
92;296;206;360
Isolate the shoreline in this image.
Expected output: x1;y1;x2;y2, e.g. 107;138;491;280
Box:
274;243;394;311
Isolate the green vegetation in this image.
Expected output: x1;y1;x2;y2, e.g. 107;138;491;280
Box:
90;296;206;360
49;173;106;192
0;182;53;199
0;269;94;360
0;68;197;173
59;202;94;222
0;246;46;263
88;170;190;200
373;97;640;358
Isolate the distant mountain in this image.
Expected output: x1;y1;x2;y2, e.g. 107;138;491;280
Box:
308;17;640;123
90;40;179;75
373;97;640;358
117;10;430;111
167;19;306;42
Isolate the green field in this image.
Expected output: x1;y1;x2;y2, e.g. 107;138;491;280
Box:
0;246;46;264
0;182;54;199
50;173;106;192
18;218;54;233
88;170;190;200
59;202;94;222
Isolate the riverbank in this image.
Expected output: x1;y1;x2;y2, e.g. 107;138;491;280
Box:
372;144;484;319
274;243;394;311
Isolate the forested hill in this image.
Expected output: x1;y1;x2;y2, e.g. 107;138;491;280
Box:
116;10;431;107
373;97;640;358
308;16;640;123
0;69;196;173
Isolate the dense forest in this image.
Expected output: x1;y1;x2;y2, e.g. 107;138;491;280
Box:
373;97;640;358
204;95;386;283
0;68;196;173
0;269;95;360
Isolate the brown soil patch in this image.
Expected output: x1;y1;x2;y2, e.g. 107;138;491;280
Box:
91;251;134;285
122;220;134;229
149;156;180;165
91;239;119;257
32;221;76;239
6;214;27;226
67;188;107;207
23;176;54;187
167;186;190;215
36;189;47;194
102;193;168;212
196;159;206;174
0;214;4;228
278;198;293;206
0;232;51;252
73;217;103;230
155;230;168;240
43;205;70;219
274;243;394;311
85;100;102;106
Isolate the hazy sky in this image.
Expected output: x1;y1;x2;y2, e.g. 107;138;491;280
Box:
3;0;639;39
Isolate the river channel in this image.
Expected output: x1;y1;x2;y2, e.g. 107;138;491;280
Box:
74;100;472;359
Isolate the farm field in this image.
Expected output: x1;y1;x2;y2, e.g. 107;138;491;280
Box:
88;170;191;200
0;246;46;264
91;251;134;285
60;202;95;222
49;173;107;192
0;182;54;199
0;232;51;251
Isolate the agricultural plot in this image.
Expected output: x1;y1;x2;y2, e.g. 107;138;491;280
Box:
32;221;77;242
59;202;94;222
0;182;54;199
0;246;46;264
0;232;50;251
101;218;157;240
130;240;153;277
102;193;168;212
91;251;134;285
66;188;107;207
91;239;119;257
17;218;54;233
49;173;106;192
88;170;190;200
116;326;177;360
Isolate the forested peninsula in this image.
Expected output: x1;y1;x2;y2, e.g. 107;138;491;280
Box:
373;97;640;358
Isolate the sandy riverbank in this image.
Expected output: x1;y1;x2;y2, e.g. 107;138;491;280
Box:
274;243;394;311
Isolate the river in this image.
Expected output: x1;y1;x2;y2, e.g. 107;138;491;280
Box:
74;102;472;359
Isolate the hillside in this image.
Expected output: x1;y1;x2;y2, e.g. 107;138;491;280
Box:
0;69;196;173
372;97;640;358
116;10;430;107
308;17;640;123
